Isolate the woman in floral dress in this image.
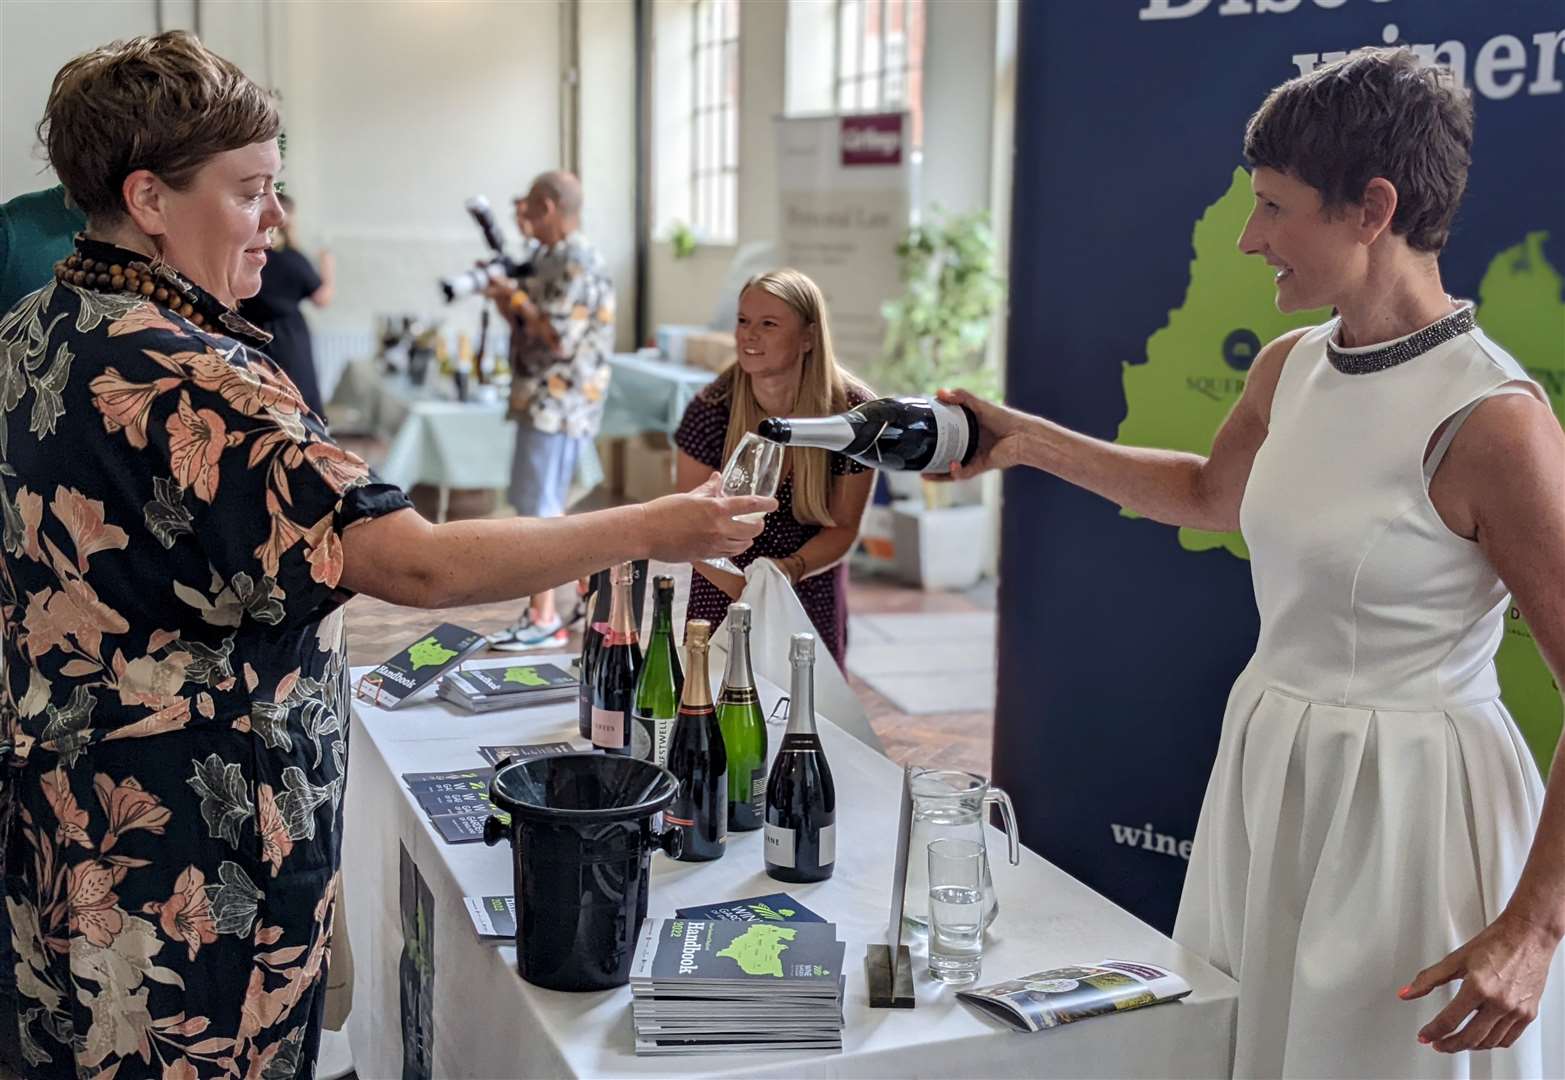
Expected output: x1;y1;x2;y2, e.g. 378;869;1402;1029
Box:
0;35;771;1079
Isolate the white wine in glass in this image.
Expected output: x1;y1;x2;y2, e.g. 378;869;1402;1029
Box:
706;433;783;575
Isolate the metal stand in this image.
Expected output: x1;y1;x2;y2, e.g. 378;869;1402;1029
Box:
865;943;915;1008
868;764;917;1009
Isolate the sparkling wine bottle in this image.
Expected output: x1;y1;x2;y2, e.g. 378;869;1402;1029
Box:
757;395;978;474
716;603;767;831
764;633;836;882
664;620;727;861
589;563;641;755
632;576;684;765
576;567;613;740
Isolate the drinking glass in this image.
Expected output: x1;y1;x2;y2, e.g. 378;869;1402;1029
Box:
704;432;783;577
927;838;985;984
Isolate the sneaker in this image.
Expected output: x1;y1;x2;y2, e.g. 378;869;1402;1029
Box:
487;612;567;652
561;601;587;632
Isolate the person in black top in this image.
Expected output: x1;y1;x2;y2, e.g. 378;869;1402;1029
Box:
240;192;334;414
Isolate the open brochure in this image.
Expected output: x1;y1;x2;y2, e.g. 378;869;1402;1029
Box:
957;960;1191;1032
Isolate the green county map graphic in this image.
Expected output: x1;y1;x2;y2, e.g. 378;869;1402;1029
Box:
504;666;549;687
1117;168;1565;772
408;636;458;671
715;923;796;977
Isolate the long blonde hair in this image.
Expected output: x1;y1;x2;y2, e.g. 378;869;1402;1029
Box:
724;269;868;528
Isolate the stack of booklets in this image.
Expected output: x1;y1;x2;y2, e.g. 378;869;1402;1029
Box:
358;623;486;709
438;662;577;713
629;917;846;1055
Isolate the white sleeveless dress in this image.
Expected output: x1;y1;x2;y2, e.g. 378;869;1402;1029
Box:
1174;308;1565;1079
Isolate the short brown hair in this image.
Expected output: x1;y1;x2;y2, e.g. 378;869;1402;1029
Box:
37;31;280;224
1243;47;1473;253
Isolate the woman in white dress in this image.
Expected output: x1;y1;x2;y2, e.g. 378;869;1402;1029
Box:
947;48;1564;1078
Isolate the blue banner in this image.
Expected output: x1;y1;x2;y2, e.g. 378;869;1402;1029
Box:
996;0;1565;932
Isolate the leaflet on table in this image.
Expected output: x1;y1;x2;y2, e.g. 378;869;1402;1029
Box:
359;623;485;708
464;896;517;939
674;893;824;924
956;960;1192;1033
477;741;577;766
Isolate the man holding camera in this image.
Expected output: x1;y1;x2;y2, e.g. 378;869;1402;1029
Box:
486;170;614;650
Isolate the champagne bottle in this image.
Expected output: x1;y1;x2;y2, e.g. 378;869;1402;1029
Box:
757;395;978;474
764;633;836;882
716;604;767;831
576;567;613;740
664;620;727;861
632;576;684;765
589;563;641;755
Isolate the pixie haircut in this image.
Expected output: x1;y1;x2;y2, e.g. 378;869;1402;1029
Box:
1243;47;1474;253
37;30;280;225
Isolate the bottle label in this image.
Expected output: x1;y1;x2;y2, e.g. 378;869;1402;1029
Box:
764;822;836;868
655;717;672;769
817;822;836;865
591;705;623;748
764;823;796;869
926;400;972;473
749;770;766;815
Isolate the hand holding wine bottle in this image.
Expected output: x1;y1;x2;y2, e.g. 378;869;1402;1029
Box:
757;395;979;475
931;388;1035;481
639;474;776;562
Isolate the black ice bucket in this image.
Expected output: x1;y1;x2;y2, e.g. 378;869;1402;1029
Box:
483;752;681;991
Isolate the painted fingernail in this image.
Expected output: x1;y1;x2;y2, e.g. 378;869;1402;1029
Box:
1417;1035;1432;1045
1398;985;1413;999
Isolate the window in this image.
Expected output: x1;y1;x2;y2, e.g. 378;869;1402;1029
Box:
835;0;924;146
691;0;739;242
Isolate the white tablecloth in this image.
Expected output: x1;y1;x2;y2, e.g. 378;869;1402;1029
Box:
343;655;1237;1078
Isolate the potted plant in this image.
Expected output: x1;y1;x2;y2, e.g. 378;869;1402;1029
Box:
868;208;1005;588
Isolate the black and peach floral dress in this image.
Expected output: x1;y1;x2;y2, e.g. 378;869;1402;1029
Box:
0;237;410;1078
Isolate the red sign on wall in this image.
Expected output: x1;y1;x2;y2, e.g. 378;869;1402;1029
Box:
840;113;905;167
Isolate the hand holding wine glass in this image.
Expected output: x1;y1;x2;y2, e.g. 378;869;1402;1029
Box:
705;432;784;575
640;476;774;563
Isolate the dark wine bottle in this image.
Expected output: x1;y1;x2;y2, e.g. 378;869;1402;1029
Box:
664;619;727;861
577;567;613;740
716;603;767;831
757;395;978;474
632;576;684;765
589;562;641;755
764;633;835;882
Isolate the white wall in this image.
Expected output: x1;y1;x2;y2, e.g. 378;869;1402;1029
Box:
271;1;563;339
0;1;161;198
579;0;639;351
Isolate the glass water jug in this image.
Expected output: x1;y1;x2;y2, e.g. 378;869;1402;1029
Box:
903;768;1019;932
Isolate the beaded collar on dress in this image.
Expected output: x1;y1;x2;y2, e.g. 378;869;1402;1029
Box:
1325;300;1475;375
54;234;273;348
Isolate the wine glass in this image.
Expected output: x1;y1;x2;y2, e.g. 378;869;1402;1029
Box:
704;432;783;576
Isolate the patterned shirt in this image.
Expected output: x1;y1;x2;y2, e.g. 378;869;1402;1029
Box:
508;232;615;439
0;235;410;1076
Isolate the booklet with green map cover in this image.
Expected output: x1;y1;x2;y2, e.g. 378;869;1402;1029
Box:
361;623;485;708
629;919;846;1055
630;919;844;993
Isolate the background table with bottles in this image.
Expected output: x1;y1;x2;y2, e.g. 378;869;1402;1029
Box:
342;654;1239;1078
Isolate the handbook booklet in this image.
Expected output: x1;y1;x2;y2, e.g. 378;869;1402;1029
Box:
361;623;485;708
674;893;824;925
629;918;846;1055
957;960;1192;1033
440;662;577;713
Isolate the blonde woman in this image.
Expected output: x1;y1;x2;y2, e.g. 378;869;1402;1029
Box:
675;269;875;664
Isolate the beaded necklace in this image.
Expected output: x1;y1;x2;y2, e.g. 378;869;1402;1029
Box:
51;236;271;346
1325;301;1475;375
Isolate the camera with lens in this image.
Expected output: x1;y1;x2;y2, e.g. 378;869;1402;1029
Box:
439;195;535;303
